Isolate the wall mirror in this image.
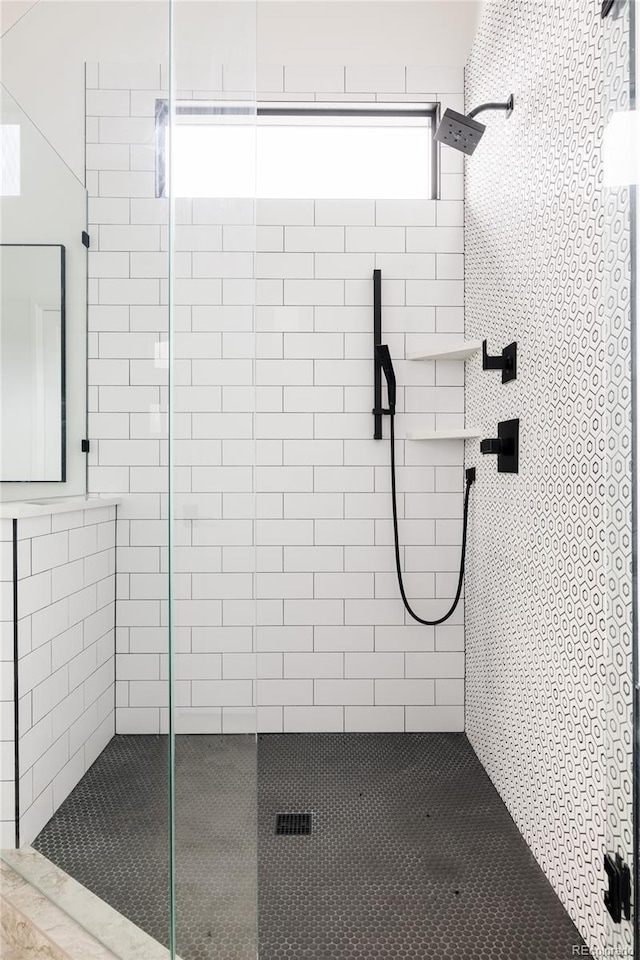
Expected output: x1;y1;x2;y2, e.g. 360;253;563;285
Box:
0;243;65;482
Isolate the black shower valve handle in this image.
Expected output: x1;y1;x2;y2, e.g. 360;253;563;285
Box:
481;435;516;457
480;437;503;456
480;419;519;473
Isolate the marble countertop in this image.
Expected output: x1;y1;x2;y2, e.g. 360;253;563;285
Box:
0;496;120;519
2;848;179;960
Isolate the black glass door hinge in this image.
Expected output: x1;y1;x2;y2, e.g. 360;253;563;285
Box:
81;439;90;453
604;852;631;923
82;231;90;248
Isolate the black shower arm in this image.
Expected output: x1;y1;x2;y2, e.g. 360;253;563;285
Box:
468;94;514;119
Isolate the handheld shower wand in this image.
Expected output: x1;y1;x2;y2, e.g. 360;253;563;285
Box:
375;344;396;413
376;343;475;626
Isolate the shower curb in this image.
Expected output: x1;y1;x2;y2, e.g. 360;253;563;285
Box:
1;849;181;960
1;861;119;959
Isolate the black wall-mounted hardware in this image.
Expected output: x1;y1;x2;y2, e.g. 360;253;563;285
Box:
81;439;91;453
604;853;631;923
480;418;519;473
373;269;388;439
480;438;501;455
482;339;517;383
81;231;90;248
468;94;514;121
601;0;615;18
376;345;396;414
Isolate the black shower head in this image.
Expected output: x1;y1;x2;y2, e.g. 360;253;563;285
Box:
434;109;486;155
376;344;396;413
434;95;514;155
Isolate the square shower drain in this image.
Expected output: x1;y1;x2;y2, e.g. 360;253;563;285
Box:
275;813;312;836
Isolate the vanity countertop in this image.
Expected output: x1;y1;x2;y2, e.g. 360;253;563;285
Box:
0;496;120;519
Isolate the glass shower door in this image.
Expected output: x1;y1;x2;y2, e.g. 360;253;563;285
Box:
1;4;175;958
167;3;258;957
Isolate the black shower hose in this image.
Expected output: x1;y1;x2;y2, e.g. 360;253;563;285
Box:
388;414;474;626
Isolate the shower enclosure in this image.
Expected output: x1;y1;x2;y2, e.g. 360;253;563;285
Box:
0;1;637;959
161;1;638;954
168;6;258;957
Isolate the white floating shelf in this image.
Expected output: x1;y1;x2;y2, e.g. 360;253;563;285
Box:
407;428;483;441
407;340;483;362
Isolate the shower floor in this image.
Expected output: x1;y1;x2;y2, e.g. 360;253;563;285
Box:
33;733;591;960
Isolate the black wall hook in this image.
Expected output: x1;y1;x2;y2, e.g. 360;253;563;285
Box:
482;340;517;383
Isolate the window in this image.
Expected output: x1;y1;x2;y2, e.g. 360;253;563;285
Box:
156;101;437;200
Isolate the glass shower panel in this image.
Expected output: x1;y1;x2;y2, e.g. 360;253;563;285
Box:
0;85;87;499
0;85;89;863
602;1;636;957
168;4;258;958
1;3;173;959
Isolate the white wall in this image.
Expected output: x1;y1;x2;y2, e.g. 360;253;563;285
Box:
0;0;480;505
1;0;171;181
85;60;468;734
464;0;608;954
0;505;117;848
256;2;482;65
0;519;16;846
0;1;481;182
0;86;88;500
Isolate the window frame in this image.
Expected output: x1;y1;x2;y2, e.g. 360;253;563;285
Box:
155;99;439;201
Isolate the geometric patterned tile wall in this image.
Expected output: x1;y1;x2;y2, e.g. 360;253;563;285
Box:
603;2;635;955
465;2;609;954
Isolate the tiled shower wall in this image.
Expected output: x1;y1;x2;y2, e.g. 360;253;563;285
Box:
465;1;611;954
0;507;116;847
87;62;468;734
602;4;634;957
0;521;15;846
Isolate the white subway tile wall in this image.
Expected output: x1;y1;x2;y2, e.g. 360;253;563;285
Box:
0;520;15;846
2;508;116;847
87;62;465;734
